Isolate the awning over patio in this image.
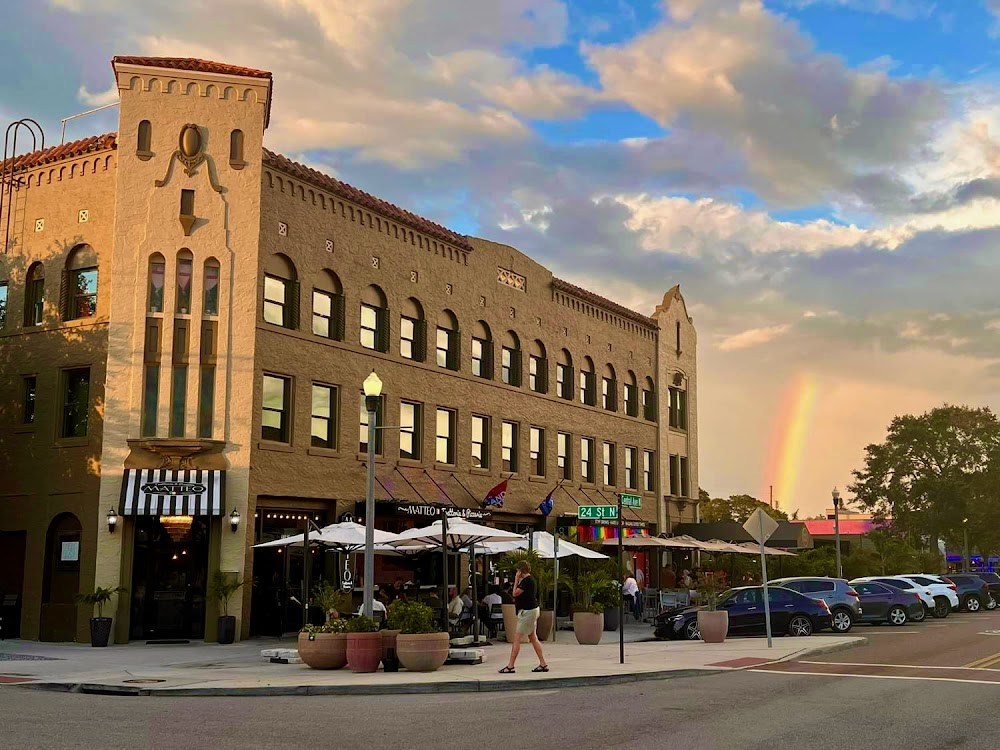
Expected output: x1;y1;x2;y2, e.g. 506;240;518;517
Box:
119;469;226;516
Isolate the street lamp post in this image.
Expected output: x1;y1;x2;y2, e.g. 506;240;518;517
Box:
362;370;383;619
963;517;970;573
832;487;842;579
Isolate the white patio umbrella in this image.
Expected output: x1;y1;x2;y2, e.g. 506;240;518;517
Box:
253;521;401;552
480;531;610;560
600;535;705;550
700;539;755;554
733;541;798;557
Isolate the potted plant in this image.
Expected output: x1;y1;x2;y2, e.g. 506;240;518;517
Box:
345;615;383;673
597;580;623;632
696;572;729;643
74;586;127;647
571;569;610;645
313;580;353;621
210;571;251;644
388;600;450;672
298;620;348;669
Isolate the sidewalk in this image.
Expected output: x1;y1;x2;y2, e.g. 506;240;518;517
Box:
0;628;865;697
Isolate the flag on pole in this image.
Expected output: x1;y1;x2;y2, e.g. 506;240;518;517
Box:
538;488;555;517
482;479;508;509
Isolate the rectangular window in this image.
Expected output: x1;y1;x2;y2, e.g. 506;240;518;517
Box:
262;374;291;443
501;347;520;386
61;368;90;439
263;276;286;326
204;264;220;316
530;426;545;477
580;437;594;483
643;388;656;421
644;450;656;493
401;317;416;359
0;282;7;328
603;441;615;486
359;393;384;455
625;447;637;490
472;415;490;469
310;384;337;449
436;408;456;465
313;290;333;337
176;257;193;314
180;188;195;217
141;365;159;437
602;377;617;411
169;365;188;437
436;328;455;369
556;363;571;400
680;456;690;497
502;420;518;474
27;277;44;326
22;376;36;424
69;268;98;319
669;454;680;496
360;303;379;350
149;261;165;313
624;383;638;417
580;372;595;405
557;432;571;480
528;355;546;393
400;401;422;460
669;388;689;429
198;366;215;439
472;338;485;377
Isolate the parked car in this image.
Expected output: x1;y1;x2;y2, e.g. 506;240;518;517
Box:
941;574;990;612
973;572;1000;610
849;577;930;620
653;585;832;641
769;577;861;633
893;574;959;617
850;580;924;625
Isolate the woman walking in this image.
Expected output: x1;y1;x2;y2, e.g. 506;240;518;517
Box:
499;561;549;674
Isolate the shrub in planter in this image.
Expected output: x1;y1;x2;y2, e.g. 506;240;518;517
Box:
74;586;127;647
572;603;605;645
388;600;450;672
298;620;348;670
695;573;729;643
210;571;252;644
313;580;354;622
345;615;383;673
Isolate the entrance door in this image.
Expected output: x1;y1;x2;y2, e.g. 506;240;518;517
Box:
0;531;26;638
130;516;210;640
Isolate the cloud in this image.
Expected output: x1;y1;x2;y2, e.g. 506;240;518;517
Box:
77;84;118;107
718;324;792;351
777;0;937;19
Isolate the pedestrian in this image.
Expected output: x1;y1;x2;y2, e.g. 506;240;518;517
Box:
498;561;549;674
622;572;639;620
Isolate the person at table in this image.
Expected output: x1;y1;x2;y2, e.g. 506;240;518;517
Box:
461;587;474;609
385;577;406;604
500;582;515;604
662;564;677;589
447;585;464;625
479;586;502;624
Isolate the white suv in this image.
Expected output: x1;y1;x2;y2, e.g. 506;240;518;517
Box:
891;575;959;618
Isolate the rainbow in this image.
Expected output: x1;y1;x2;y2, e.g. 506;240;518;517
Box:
576;525;648;542
764;373;819;512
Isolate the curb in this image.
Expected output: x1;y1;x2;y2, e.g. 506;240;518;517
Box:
776;636;869;662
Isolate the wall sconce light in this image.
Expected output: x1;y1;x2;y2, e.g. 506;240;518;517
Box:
229;508;241;534
107;508;118;533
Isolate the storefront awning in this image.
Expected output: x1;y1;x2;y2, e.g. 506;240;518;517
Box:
119;469;226;516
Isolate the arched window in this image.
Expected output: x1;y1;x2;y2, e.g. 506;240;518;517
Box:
642;376;657;422
400;297;426;360
669;373;688;431
63;244;98;321
579;356;596;406
313;270;345;340
471;320;493;379
436;309;460;370
203;258;220;316
229;129;245;168
17;272;42;336
601;363;617;411
148;253;166;313
137;119;152;157
528;340;547;394
624;370;639;417
501;330;521;386
556;348;573;400
360;285;388;352
263;253;299;329
175;249;194;315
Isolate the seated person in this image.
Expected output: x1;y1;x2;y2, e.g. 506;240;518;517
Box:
447;585;464;624
479;586;503;629
500;582;515;605
461;587;474;609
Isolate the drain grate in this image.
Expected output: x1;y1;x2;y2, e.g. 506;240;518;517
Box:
0;653;61;661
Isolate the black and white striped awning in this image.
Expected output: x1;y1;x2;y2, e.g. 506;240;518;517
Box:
119;469;226;516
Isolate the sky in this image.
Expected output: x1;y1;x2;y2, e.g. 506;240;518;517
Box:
2;0;998;517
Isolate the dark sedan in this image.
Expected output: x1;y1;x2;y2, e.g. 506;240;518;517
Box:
851;580;923;625
653;585;832;641
974;572;1000;610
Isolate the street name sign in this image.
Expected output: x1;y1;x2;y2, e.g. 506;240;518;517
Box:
578;505;619;520
619;493;642;508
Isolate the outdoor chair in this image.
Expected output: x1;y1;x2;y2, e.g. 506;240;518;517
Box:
489;603;504;637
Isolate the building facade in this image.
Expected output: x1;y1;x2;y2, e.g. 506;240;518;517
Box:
0;57;699;643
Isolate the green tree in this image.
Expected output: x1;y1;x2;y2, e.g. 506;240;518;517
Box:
850;405;1000;549
700;493;788;524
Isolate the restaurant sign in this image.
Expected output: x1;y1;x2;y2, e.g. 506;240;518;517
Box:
593;519;649;529
395;504;492;520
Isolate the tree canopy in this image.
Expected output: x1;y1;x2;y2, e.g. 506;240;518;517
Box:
699;492;788;524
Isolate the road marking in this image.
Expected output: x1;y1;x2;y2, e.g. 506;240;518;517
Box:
798;660;1000;672
964;651;1000;669
752;669;1000;686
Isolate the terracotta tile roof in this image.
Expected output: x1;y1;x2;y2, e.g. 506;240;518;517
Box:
0;133;117;174
111;56;272;80
263;149;473;251
552;276;656;328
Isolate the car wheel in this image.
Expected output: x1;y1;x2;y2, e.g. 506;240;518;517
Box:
887;606;908;626
987;594;998;611
788;615;813;637
911;605;926;622
831;609;853;633
931;598;949;619
684;620;701;641
964;595;982;613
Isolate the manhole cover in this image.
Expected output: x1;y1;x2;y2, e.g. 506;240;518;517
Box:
122;678;166;684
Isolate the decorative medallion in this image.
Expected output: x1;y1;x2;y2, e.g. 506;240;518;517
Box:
154;123;222;192
179;124;202;158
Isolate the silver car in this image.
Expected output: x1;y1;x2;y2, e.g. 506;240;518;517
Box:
769;577;861;633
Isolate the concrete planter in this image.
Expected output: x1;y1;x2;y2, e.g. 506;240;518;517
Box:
501;604;518;642
347;632;384;673
297;632;347;670
396;632;450;672
536;610;553;641
573;612;603;645
697;610;729;643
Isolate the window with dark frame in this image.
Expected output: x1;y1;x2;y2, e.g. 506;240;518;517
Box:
530;426;545;477
529;355;546;393
262;374;291;443
264;275;288;326
148;259;165;313
472;337;485;377
502;420;518;474
400;401;422;460
0;281;7;329
669;454;680;496
625;446;637;490
169;365;188;438
556;362;571;400
310;384;337;449
203;261;220;316
643;387;656;421
603;441;615;486
198;366;215;439
680;456;690;497
359;393;384;454
23;376;36;424
69;267;98;319
313;290;334;337
436;408;456;465
580;437;594;483
436;327;458;370
25;267;44;326
624;382;638;417
360;303;380;350
401;316;417;359
644;450;655;492
61;368;90;439
472;414;490;468
557;432;571;480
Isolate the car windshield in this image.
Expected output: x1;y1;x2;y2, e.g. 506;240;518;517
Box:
717;589;737;606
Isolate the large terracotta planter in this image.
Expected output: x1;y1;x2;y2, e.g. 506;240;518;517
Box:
347;632;383;673
501;603;518;642
298;632;347;670
396;632;450;672
573;611;603;645
697;610;729;643
536;610;553;641
381;629;401;661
